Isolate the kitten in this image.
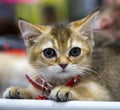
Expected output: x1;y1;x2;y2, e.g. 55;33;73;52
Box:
3;11;120;101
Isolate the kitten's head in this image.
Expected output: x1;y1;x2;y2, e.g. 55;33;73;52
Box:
18;11;100;79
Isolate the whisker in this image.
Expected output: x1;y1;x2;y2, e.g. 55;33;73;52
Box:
31;68;48;78
86;67;98;74
77;65;100;79
81;73;89;79
81;64;98;74
84;70;95;78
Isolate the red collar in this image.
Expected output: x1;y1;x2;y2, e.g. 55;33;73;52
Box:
25;74;81;99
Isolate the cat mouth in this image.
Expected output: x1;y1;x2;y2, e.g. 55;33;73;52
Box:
59;70;69;74
57;70;75;78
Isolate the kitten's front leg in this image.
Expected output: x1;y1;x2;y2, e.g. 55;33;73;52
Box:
49;86;78;101
3;87;33;99
49;81;112;101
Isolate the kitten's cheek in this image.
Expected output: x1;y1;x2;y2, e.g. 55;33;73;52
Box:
65;65;74;71
48;65;62;73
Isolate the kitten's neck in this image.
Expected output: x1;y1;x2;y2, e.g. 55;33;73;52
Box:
43;76;71;86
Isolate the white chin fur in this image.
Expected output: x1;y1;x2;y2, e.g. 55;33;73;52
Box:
40;65;85;80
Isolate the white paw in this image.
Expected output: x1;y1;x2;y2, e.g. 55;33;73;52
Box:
49;86;73;102
3;87;31;99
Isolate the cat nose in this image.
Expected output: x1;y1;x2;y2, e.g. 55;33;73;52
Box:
59;64;68;69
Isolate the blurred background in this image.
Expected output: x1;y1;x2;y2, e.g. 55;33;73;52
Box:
0;0;104;97
0;0;102;64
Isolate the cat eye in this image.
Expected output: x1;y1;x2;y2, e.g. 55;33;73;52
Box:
43;48;56;58
69;47;81;57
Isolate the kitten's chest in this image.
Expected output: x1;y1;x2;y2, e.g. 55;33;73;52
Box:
34;76;70;86
34;74;83;88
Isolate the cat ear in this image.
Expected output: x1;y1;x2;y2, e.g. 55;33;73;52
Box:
70;11;100;38
80;11;100;32
70;11;100;46
18;19;46;47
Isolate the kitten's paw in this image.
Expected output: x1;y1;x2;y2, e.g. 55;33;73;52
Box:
49;86;77;102
3;87;32;99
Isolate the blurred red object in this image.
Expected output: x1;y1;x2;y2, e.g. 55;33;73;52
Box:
99;0;120;39
0;0;39;4
3;49;26;56
0;35;26;56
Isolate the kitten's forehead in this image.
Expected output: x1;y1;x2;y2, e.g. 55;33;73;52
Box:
49;24;84;50
39;24;88;51
50;24;71;45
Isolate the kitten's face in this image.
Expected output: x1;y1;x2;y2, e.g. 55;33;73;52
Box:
18;11;99;79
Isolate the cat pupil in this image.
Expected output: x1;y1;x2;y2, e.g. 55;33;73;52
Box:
43;47;81;58
43;48;56;58
69;47;81;57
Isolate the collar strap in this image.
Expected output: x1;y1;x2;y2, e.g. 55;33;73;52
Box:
64;75;81;86
26;74;81;95
25;74;53;94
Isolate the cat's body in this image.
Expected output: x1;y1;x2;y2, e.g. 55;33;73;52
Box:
3;11;120;101
93;42;120;101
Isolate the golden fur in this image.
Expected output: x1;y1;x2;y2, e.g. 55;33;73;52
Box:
3;11;120;101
